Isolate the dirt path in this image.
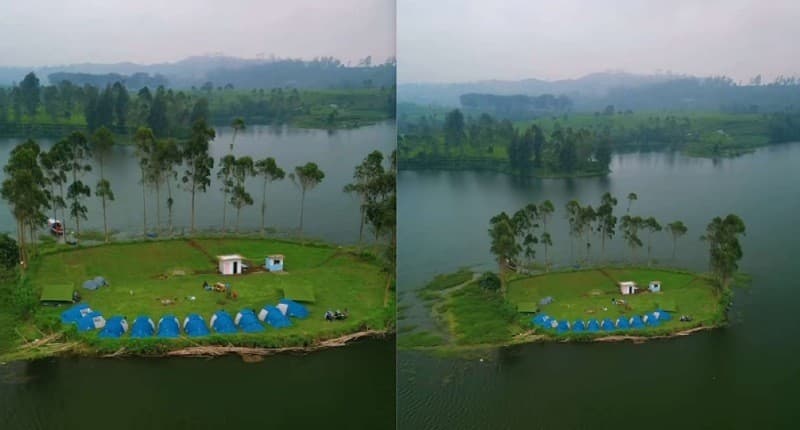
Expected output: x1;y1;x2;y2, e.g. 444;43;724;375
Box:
186;238;216;264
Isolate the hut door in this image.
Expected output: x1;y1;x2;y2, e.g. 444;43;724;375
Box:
233;261;239;273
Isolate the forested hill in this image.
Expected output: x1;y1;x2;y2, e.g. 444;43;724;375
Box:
0;56;396;90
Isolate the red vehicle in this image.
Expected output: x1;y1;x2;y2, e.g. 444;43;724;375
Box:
48;218;64;236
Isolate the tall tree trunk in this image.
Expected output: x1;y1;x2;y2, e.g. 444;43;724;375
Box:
236;207;241;233
190;183;196;234
358;205;365;244
222;187;228;234
260;178;267;236
299;188;306;235
72;167;78;236
102;194;108;243
17;219;27;270
59;183;66;233
141;166;147;236
155;182;161;233
167;175;173;235
672;237;677;260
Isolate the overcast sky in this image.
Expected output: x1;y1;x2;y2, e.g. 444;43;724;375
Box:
399;0;800;83
0;0;395;67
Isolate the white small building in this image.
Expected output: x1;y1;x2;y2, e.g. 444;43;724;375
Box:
649;281;662;292
619;281;638;295
218;254;245;275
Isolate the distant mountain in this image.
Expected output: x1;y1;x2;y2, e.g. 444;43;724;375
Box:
0;55;396;90
399;72;681;107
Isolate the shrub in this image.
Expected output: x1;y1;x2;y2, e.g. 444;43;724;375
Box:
478;271;501;291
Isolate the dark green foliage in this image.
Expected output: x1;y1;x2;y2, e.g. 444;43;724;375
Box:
0;233;19;270
478;271;501;291
702;214;746;289
19;72;41;117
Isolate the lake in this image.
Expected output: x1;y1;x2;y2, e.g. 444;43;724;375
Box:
398;143;800;429
0;121;395;244
0;122;396;429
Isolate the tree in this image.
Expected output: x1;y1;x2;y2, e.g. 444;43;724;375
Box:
181;119;216;233
626;192;638;213
597;192;618;260
147;87;169;137
620;215;643;263
538;200;554;270
156;139;182;234
231;156;254;232
344;151;385;243
19;72;41;117
643;216;662;265
488;212;519;295
666;221;688;260
443;109;465;147
578;205;597;263
532;125;545;167
254;157;285;236
701;215;746;289
112;82;130;129
514;203;540;266
39;147;67;224
91;127;115;242
289;162;325;234
217;154;236;232
1;139;49;269
230;117;245;153
64;132;92;236
134;127;156;235
565;200;582;263
190;98;210;123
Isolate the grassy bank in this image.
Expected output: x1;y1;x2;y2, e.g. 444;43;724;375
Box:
0;237;393;361
400;266;727;351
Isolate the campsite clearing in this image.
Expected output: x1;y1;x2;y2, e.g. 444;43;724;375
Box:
403;267;726;350
11;238;392;358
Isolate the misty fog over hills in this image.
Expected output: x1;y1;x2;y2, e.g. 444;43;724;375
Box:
0;55;396;90
399;71;800;113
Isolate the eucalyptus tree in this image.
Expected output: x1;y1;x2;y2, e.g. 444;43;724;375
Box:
620;215;644;264
254;157;285;236
181;119;216;233
91;127;115;242
134;127;156;235
538;200;555;269
512;204;540;267
2;139;49;268
217;154;236;232
579;205;597;263
231;156;254;232
344;150;385;243
157;139;182;234
666;220;688;260
626;192;638;213
565;200;582;263
597;192;618;260
289;162;325;235
701;214;746;289
488;211;519;295
364;150;397;249
64;131;92;236
39;148;67;223
230;117;245;153
643;217;662;266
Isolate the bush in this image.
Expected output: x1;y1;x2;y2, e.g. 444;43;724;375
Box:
0;233;19;270
11;284;38;318
478;272;501;291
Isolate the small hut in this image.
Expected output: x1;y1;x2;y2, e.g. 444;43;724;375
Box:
265;254;285;272
619;281;638;295
648;281;662;292
218;254;245;275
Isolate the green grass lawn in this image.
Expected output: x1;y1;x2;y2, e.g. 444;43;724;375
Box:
26;238;390;352
507;268;724;335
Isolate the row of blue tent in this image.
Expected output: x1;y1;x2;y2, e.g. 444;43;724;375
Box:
60;299;310;338
532;310;672;333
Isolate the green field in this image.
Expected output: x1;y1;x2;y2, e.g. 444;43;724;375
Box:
4;238;391;358
402;267;725;350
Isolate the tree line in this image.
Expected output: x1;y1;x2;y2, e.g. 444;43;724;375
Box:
1;115;396;269
0;72;396;135
488;192;744;293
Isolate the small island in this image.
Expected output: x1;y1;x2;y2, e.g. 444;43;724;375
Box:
401;194;746;350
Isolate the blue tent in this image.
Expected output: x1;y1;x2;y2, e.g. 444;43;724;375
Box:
131;316;155;338
183;314;210;337
210;310;237;334
532;314;550;328
655;309;672;321
77;312;105;332
556;320;570;333
235;309;264;333
630;315;645;329
600;318;616;331
258;306;292;328
278;299;309;319
587;319;600;332
61;304;91;324
645;313;661;326
572;320;585;332
616;317;630;330
99;316;128;338
157;315;180;338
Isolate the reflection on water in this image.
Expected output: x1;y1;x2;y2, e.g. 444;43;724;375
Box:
398;143;800;429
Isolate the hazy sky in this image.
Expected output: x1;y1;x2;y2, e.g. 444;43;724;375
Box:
399;0;800;83
0;0;395;66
